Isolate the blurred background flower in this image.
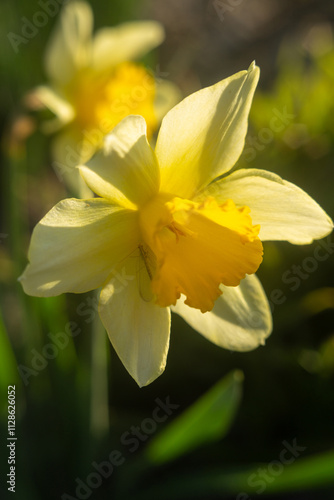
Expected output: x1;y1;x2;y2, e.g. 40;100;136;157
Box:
1;0;334;499
24;0;180;195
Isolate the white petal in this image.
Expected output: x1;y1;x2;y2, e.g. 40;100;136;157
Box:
99;255;171;387
92;21;164;71
156;62;259;198
19;199;139;296
45;1;93;86
200;168;333;244
80;116;160;208
172;274;272;351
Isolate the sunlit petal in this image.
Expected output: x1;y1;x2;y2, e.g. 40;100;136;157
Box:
80;115;160;208
199;168;333;244
19;199;139;296
156;62;259;198
99;255;171;387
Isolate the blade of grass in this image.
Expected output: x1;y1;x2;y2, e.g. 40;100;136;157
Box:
146;370;243;465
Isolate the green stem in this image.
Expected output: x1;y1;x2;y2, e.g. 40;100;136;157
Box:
90;292;109;440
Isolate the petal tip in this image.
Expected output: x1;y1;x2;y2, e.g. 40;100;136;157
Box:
147;20;165;44
248;60;260;78
135;367;165;388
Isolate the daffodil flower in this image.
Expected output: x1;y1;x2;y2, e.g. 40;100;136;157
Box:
29;0;179;194
20;63;333;387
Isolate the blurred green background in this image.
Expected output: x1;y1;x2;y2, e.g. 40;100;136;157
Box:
1;0;334;499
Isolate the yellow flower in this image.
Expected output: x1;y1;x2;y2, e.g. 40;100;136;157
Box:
20;63;333;387
29;0;179;194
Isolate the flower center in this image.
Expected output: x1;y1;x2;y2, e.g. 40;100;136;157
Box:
139;193;263;313
65;61;157;143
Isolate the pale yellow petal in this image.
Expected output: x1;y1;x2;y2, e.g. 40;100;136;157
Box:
156;62;259;198
92;21;165;71
45;1;93;86
19;199;139;296
172;274;272;351
199;168;333;244
32;86;75;133
99;255;171;387
80;115;160;208
51;129;93;198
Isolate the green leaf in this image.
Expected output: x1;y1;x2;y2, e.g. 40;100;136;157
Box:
261;448;334;494
139;449;334;499
146;370;243;464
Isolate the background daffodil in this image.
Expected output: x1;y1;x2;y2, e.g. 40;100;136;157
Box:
19;63;333;387
27;0;180;195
